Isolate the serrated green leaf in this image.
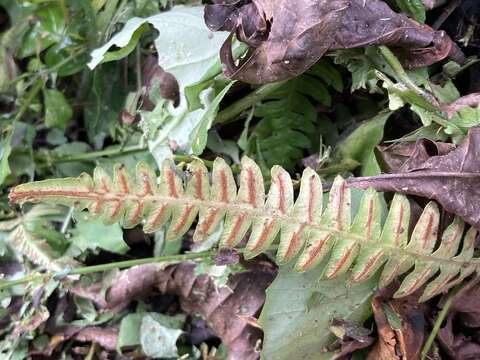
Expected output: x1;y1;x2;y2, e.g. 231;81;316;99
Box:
10;157;479;301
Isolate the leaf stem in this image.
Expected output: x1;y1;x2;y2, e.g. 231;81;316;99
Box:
216;80;288;124
13;79;43;123
40;144;148;163
34;145;215;169
135;44;142;92
0;249;219;290
421;283;462;359
378;46;439;111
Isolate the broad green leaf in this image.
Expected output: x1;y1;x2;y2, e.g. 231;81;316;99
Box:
143;84;233;166
140;314;183;358
18;4;66;58
44;45;89;77
447;106;480;140
43;89;73;131
207;131;240;164
335;112;392;176
70;215;129;254
88;6;229;92
97;23;148;65
52;142;93;177
190;82;234;155
259;264;379;360
0;126;13;186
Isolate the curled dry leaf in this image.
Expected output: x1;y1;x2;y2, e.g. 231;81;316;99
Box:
349;127;480;228
367;283;426;360
377;140;455;173
143;55;180;107
157;260;276;360
106;264;160;308
74;327;118;351
69;260;275;359
69;264;161;313
205;0;465;84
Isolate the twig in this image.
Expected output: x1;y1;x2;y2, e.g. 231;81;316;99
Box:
34;145;215;170
0;249;218;290
135;44;142;92
433;0;462;30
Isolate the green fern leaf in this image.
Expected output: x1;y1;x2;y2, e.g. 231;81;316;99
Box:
247;60;341;171
9;158;479;301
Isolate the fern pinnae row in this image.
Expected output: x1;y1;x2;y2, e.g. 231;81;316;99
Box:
9;156;479;300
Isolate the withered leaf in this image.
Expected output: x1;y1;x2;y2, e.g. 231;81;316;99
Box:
367;282;426;360
349;127;480;228
158;261;276;360
70;260;275;360
205;0;465;84
74;327;118;351
143;55;180;108
377;140;455;173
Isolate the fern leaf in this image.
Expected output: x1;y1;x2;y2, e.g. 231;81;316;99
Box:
247;60;341;171
9;158;479;300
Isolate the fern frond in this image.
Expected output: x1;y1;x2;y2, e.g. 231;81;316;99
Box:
9;158;479;301
1;205;68;271
248;60;341;170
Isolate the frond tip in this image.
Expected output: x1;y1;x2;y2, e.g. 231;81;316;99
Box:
9;157;479;301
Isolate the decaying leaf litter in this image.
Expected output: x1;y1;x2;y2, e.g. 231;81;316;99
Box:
1;0;480;359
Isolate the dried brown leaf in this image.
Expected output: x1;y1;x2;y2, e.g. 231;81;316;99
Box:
158;260;276;360
106;264;160;308
349;127;480;228
205;0;464;84
74;327;118;351
143;55;180;107
377;140;455;173
368;283;426;360
69;260;275;359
